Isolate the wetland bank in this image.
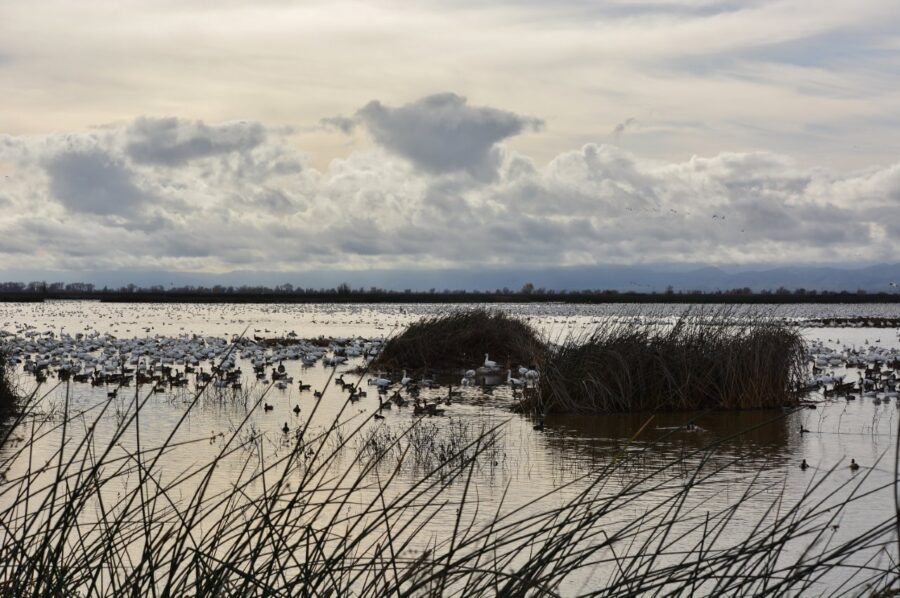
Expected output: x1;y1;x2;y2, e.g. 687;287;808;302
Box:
0;300;897;595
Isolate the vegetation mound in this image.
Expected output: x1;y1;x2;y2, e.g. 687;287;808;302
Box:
374;308;544;371
528;314;805;414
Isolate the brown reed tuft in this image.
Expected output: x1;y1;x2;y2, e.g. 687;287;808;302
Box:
526;312;806;415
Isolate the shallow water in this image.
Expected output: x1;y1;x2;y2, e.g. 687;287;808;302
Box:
1;301;898;594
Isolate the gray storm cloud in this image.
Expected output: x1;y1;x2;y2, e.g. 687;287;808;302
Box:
0;97;898;273
125;117;267;167
351;93;543;180
46;149;152;216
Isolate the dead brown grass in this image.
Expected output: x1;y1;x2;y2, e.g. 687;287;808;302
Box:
523;313;805;415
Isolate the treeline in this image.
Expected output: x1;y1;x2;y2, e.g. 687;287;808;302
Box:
0;280;898;303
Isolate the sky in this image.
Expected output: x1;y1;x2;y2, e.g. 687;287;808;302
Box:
1;0;899;281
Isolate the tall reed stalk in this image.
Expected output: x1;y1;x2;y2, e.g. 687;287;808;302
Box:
0;372;895;595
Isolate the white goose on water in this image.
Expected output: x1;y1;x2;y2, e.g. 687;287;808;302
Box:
461;369;476;386
484;354;498;369
369;374;391;387
507;371;524;387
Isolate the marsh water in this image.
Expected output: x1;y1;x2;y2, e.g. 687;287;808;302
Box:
1;301;898;594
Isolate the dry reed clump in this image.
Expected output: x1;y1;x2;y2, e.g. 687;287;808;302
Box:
357;419;504;472
0;351;14;415
528;314;806;415
373;308;544;372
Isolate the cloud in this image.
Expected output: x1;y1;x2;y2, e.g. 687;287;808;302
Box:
612;117;638;137
45;149;152;216
1;105;899;275
319;116;357;134
353;93;543;180
125;117;266;166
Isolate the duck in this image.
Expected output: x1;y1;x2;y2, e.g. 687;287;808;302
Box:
292;404;301;415
264;403;274;412
799;425;810;435
533;418;545;431
850;459;860;471
281;422;290;434
373;412;385;420
800;459;809;470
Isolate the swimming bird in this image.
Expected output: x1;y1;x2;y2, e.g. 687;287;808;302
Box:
282;422;289;434
374;412;385;420
369;375;391;387
400;370;412;386
292;404;301;415
799;425;810;434
484;354;498;369
850;459;860;471
533;419;545;431
800;459;809;470
264;403;274;412
507;371;524;387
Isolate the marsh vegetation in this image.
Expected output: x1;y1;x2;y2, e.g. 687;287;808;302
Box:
373;308;544;372
534;313;806;414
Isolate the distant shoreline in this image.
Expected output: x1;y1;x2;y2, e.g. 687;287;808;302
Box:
1;291;900;304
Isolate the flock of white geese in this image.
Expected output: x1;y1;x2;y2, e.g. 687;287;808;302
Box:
806;339;900;402
2;324;898;419
0;328;541;419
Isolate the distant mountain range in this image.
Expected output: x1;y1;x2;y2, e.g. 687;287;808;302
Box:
2;263;900;293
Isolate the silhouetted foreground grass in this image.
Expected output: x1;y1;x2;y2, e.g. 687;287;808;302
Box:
0;360;896;596
533;314;806;414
